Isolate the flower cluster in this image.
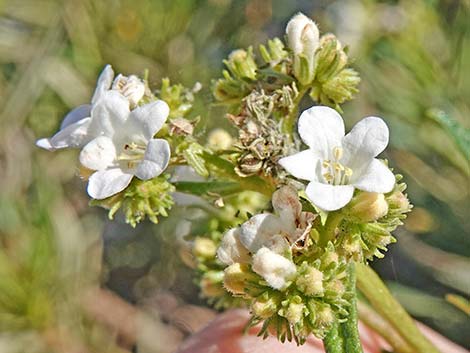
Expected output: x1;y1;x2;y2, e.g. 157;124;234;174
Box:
35;11;414;350
36;65;189;226
213;105;411;343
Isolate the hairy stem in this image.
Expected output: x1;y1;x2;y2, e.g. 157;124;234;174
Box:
356;264;441;353
319;211;343;247
339;263;363;353
323;322;344;353
323;263;363;353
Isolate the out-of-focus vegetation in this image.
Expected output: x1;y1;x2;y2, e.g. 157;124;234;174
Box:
0;0;468;352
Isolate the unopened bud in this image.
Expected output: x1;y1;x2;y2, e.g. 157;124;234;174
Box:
223;263;254;295
193;237;217;259
252;296;278;319
296;263;324;296
208;129;233;150
316;306;335;328
285;301;305;324
315;34;348;83
286;13;320;85
201;272;225;297
225;48;257;80
347;192;389;222
387;190;410;213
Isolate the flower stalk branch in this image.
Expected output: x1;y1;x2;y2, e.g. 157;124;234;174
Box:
356;264;441;353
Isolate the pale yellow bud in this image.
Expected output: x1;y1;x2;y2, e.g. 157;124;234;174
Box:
208;129;233;150
387;191;410;212
347;192;389;222
296;266;324;296
286;302;305;324
193;237;217;259
252;297;278;319
223;263;253;295
316;306;334;328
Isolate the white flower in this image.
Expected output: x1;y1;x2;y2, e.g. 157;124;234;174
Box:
78;92;170;199
216;186;315;290
279;106;395;211
252;247;296;290
36;65;145;151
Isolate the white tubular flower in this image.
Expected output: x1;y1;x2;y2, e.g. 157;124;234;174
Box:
217;187;316;290
286;13;320;84
279;106;395;211
79;92;170;199
36;65;145;151
216;228;251;265
252;247;296;290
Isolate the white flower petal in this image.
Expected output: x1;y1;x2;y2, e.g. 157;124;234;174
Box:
87;168;133;199
298;106;345;157
252;247;296;290
91;65;114;104
127;100;170;141
217;228;250;265
79;136;116;171
36;117;92;151
305;181;354;211
88;91;130;137
272;186;301;228
353;159;395;193
135;139;170;180
239;213;288;253
342;116;389;168
278;149;321;181
60;104;91;130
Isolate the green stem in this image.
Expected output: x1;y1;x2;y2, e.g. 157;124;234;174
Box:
339;263;363;353
323;322;344;353
323;263;363;353
356;264;441;353
281;87;308;140
319;211;343;247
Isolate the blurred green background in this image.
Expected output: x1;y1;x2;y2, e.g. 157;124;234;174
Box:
0;0;468;352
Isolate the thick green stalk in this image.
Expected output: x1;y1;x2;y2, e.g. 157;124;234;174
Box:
323;322;344;353
319;211;343;247
356;264;441;353
323;263;363;353
339;263;363;353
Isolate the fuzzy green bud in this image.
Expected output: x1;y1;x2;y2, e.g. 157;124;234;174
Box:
224;48;257;80
285;301;305;325
193;237;217;259
346;192;389;222
387;190;411;213
252;295;279;319
296;262;324;296
316;305;335;329
314;34;348;82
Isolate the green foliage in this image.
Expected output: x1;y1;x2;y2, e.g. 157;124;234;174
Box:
91;175;175;227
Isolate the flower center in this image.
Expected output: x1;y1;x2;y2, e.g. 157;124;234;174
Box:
321;146;353;185
117;142;146;169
